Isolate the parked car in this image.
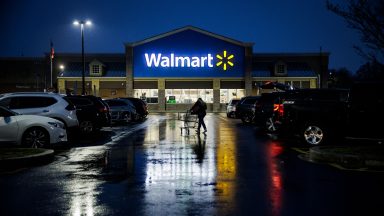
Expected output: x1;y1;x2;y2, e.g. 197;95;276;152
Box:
280;87;357;146
0;106;67;148
118;97;148;120
235;96;261;124
63;95;111;133
0;92;79;129
226;98;240;118
104;98;138;123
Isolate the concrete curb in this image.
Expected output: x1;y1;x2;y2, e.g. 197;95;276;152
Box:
308;146;384;169
0;149;55;168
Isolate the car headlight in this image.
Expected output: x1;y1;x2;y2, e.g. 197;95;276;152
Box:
48;121;64;128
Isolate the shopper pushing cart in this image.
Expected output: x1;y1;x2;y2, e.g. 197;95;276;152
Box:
190;98;207;134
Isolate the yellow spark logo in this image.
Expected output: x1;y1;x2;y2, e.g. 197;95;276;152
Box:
216;50;234;71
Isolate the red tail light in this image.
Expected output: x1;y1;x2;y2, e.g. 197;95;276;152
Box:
99;107;108;113
256;103;262;109
274;104;284;117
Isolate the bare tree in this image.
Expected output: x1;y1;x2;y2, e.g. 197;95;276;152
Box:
326;0;384;63
328;67;355;88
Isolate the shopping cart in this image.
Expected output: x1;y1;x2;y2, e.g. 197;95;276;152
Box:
178;109;198;135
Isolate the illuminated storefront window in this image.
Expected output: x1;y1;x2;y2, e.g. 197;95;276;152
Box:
285;80;310;88
134;89;159;103
165;89;213;104
220;89;245;103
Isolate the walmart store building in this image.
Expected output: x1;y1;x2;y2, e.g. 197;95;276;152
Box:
56;26;329;112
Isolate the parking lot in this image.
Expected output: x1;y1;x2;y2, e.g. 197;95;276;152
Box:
1;113;384;216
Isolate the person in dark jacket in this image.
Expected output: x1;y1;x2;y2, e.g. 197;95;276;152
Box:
190;98;207;133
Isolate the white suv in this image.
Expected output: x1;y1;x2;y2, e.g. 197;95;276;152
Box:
0;92;79;129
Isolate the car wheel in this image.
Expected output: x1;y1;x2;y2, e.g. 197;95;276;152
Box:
22;127;49;148
302;124;325;146
265;117;278;133
241;113;253;124
79;120;94;133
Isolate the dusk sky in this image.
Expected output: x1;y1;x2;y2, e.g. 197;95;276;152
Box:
0;0;364;73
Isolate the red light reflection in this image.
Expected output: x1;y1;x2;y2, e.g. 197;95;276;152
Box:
267;140;284;216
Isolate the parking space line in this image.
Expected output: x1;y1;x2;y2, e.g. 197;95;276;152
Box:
291;147;309;154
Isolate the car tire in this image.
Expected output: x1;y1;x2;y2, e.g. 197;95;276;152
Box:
79;120;94;133
22;127;50;148
301;123;326;146
265;117;278;133
241;113;253;124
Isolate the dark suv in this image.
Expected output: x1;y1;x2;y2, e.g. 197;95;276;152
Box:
235;96;261;124
63;95;111;133
118;97;148;120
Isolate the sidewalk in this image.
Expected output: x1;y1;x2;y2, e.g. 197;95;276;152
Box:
0;148;55;168
303;145;384;170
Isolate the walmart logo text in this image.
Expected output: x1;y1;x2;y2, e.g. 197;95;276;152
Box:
145;53;214;68
144;51;234;70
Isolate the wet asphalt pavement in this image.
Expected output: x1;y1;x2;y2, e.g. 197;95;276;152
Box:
1;113;384;216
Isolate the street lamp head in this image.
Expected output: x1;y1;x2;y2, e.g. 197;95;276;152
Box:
73;20;92;26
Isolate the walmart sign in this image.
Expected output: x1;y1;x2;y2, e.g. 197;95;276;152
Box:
144;53;215;68
144;50;234;71
133;29;245;77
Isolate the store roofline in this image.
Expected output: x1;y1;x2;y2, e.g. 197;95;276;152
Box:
253;52;330;57
126;25;254;47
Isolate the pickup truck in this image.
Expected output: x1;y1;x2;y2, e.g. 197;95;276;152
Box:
280;82;384;146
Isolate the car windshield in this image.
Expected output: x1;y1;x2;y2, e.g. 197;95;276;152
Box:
0;106;19;116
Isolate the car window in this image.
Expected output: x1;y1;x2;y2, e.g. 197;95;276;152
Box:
243;98;258;105
10;96;57;109
0;106;15;117
230;100;240;105
0;97;11;108
105;100;127;107
66;97;93;106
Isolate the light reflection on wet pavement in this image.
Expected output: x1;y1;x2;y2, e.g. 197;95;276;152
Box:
142;115;220;215
0;113;285;215
62;113;249;215
2;113;384;215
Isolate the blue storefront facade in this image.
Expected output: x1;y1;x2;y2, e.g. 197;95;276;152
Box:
57;26;328;112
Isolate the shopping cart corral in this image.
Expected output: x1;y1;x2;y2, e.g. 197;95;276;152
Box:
178;110;198;135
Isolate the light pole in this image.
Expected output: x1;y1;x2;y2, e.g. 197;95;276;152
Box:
73;20;92;95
